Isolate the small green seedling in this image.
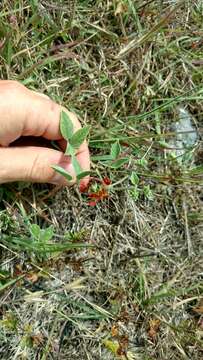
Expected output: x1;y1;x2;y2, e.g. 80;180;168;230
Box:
52;111;91;182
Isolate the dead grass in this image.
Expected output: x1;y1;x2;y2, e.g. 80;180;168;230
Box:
0;1;203;359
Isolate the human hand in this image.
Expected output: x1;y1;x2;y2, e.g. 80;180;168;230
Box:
0;80;90;186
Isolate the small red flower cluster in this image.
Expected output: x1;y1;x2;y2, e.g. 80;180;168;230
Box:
88;187;109;206
79;177;111;206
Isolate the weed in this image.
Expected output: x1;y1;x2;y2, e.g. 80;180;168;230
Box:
52;110;91;182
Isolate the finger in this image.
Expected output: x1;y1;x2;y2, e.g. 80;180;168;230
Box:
0;146;77;185
0;81;81;143
23;95;81;140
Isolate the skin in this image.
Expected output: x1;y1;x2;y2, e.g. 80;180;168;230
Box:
0;80;90;186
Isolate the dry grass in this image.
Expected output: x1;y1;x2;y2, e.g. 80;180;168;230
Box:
0;1;203;359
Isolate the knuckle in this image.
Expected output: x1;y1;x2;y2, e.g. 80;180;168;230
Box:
29;152;49;182
29;151;54;183
29;153;41;181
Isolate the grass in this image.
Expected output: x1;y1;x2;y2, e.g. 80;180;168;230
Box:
0;0;203;359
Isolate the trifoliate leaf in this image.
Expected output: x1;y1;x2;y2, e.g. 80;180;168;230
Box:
70;126;90;149
60;110;74;141
52;165;73;181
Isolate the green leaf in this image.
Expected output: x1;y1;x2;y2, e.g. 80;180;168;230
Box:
40;227;54;242
70;126;90;149
110;158;128;169
60;110;74;141
110;141;121;160
72;155;82;175
52;165;73;181
91;154;113;161
65;144;75;156
30;224;41;240
130;186;139;201
130;171;139;185
76;171;91;180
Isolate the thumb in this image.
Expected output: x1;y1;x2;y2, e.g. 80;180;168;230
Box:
0;146;75;185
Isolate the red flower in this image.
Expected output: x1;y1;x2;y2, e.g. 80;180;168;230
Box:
102;177;111;185
79;182;89;193
88;188;109;206
79;177;111;206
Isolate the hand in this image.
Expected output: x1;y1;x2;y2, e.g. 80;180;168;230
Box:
0;81;90;186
